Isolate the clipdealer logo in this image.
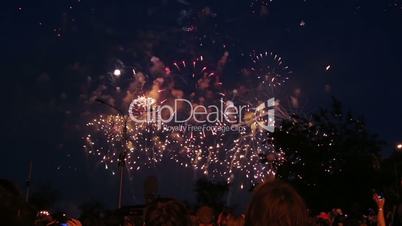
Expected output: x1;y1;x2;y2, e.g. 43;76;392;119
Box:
254;98;275;132
128;97;276;132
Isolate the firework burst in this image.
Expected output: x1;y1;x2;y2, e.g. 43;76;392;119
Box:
83;115;130;174
249;51;292;88
226;129;285;186
83;51;292;186
168;56;222;97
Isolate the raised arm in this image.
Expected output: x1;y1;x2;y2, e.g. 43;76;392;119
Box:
373;194;386;226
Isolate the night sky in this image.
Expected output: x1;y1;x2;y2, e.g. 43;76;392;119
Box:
1;0;402;216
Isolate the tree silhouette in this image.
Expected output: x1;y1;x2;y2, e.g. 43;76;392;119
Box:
0;179;34;225
79;200;106;226
273;98;384;211
194;177;228;211
378;151;402;207
30;184;60;210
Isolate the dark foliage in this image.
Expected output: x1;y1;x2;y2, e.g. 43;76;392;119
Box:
273;98;384;211
194;177;228;211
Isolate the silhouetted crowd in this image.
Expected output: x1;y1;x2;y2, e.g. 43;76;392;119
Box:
28;180;402;226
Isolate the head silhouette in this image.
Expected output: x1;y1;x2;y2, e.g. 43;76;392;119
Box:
245;180;308;226
144;198;191;226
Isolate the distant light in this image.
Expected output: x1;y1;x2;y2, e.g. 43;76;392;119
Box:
325;65;331;71
397;143;402;150
113;69;121;77
299;20;306;27
38;210;50;216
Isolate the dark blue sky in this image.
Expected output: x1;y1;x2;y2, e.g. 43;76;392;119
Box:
1;0;401;215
